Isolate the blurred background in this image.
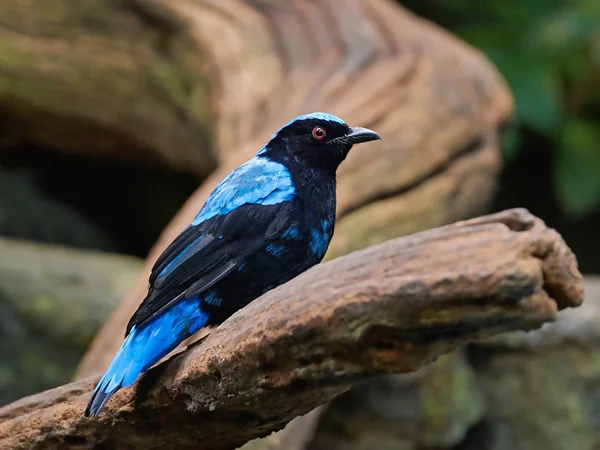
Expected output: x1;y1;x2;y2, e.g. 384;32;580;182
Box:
0;0;599;449
406;0;600;273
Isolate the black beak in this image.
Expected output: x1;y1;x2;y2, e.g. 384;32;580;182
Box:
345;126;381;145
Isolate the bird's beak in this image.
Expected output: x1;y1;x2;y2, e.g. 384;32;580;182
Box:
345;126;381;145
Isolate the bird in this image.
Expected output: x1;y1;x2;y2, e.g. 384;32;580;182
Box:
84;112;380;417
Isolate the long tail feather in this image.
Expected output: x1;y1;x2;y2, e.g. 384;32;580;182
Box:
84;300;209;417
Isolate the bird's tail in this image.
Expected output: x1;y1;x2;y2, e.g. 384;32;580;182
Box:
84;300;209;417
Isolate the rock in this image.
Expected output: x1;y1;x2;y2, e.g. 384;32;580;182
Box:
254;277;600;450
0;237;142;406
459;276;600;450
300;352;485;450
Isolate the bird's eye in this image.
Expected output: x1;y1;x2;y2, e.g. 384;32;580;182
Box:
312;126;326;140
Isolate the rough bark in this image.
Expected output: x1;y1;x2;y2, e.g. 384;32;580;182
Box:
0;237;142;406
75;0;513;378
0;209;583;450
273;277;600;450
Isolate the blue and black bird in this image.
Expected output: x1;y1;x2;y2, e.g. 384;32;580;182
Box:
84;112;380;417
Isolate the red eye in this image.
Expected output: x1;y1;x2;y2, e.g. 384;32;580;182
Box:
312;126;326;140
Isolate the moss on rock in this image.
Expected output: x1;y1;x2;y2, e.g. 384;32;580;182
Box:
0;236;142;405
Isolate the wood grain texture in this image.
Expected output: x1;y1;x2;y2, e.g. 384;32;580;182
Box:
75;0;513;378
0;209;583;450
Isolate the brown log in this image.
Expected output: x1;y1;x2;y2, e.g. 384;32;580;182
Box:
0;209;583;450
75;0;513;378
0;0;216;173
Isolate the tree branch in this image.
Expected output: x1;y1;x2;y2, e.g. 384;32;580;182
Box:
0;209;583;450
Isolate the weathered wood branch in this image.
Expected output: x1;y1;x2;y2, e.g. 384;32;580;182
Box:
0;209;583;450
75;0;513;378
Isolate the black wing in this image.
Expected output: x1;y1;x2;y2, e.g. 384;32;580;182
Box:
126;202;293;335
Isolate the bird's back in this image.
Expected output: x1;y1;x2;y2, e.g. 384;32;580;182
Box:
196;167;338;323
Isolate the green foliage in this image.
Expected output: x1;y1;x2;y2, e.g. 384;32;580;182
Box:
555;119;600;217
403;0;600;219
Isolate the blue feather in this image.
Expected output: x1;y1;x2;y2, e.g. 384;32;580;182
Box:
286;112;346;125
309;229;328;257
282;224;302;240
265;242;287;257
203;290;222;306
85;298;209;417
157;235;208;279
192;157;295;225
309;218;333;258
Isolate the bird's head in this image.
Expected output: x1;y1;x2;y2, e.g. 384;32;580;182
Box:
260;112;380;172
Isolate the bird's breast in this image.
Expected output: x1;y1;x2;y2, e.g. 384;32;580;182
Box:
307;216;334;261
296;180;336;262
